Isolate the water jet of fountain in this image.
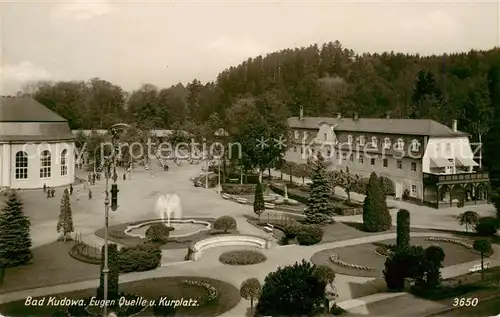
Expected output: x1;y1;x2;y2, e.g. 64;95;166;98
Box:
155;194;182;227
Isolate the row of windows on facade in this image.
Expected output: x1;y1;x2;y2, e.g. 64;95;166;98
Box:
294;131;426;152
292;146;418;172
14;150;68;180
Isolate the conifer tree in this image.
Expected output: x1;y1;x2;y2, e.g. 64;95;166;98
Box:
253;181;265;223
57;188;74;242
0;191;33;267
305;154;333;224
97;243;120;300
484;62;500;217
363;172;392;232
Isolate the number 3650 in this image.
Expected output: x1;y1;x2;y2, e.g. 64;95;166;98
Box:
453;297;478;307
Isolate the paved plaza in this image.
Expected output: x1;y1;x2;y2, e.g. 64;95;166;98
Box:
1;162;499;316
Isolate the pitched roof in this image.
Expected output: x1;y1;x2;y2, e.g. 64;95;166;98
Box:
287;117;468;137
0;96;67;122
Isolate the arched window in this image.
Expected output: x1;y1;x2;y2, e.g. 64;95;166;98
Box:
384;138;391;149
396;138;405;150
60;149;68;176
347;135;353;144
15;151;28;179
358;136;365;146
371;136;378;147
40;150;51;178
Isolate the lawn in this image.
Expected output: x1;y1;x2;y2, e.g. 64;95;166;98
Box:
311;236;481;278
0;276;240;317
94;218;239;250
0;241;99;294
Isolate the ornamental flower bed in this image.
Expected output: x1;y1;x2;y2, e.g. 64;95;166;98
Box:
329;253;373;271
425;237;473;249
182;280;219;303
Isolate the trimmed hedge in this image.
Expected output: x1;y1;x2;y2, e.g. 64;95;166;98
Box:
69;244;101;265
221;184;255;195
146;223;173;244
219;250;267;265
296;225;324;245
119;244;162;273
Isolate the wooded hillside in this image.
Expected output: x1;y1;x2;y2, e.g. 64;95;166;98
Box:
24;41;500;139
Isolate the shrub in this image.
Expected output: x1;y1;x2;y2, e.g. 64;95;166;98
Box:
296;225;323;245
221;184;255;195
213;216;237;233
330;304;347;316
474;217;499;236
379;176;396;196
97;244;120;301
145;223;173;244
283;223;302;239
363;172;392;232
396;209;410;248
219;250;267;265
119;244;162;273
254;181;265;221
351;178;369;194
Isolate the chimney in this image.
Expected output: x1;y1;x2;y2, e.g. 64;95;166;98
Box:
353;112;359;121
336;113;341;119
385;111;391;119
452;119;457;132
299;106;304;120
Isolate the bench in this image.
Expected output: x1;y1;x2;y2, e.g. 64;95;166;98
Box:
222;193;230;199
263;226;273;233
236;198;248;204
264;202;275;209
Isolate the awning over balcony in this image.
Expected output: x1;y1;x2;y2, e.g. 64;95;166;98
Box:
456;157;479;167
430;157;454;168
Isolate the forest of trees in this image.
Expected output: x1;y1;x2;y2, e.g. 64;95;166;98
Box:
14;41;500;142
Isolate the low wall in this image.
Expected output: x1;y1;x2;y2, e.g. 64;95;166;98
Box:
187;235;271;261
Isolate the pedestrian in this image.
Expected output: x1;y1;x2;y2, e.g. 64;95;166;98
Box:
92;173;96;184
69;184;73;195
46;187;51;199
43;183;47;192
88;173;91;182
88;189;92;199
51;188;55;198
123;173;126;180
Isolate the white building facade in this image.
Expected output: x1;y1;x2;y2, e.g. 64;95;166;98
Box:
0;97;76;189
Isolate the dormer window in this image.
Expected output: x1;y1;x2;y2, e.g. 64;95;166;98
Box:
303;132;309;139
411;140;421;152
396;138;404;150
294;131;300;139
347;135;353;145
358;136;365;146
384;138;391;149
371;137;378;148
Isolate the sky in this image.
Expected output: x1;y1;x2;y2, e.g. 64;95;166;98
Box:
1;0;499;95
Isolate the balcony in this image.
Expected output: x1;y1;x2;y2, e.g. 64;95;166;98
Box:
423;172;489;185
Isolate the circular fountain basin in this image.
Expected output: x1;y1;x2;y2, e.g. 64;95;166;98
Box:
124;219;211;239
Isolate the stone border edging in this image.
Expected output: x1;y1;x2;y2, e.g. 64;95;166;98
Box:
124;219;212;239
182;280;219;302
329;253;373;271
425;237;473;249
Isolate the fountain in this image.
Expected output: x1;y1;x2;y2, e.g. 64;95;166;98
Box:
124;193;211;239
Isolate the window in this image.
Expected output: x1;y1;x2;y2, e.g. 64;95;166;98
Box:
324;133;327;140
300;147;303;154
411;185;417;196
370;158;376;166
383;158;388;167
359;136;365;146
15;151;28;179
327;150;331;157
446;143;451;152
293;146;297;152
411;140;420;152
60;149;68;176
337;155;342;165
40;150;51;178
396;139;405;150
347;135;353;145
411;162;417;172
349;154;353;161
371;137;378;148
384;138;391;149
358;154;364;164
397;160;402;169
294;131;300;139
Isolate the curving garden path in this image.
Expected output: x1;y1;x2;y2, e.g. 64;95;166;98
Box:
2;163;500;317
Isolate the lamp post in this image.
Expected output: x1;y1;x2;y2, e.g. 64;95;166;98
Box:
102;127;120;317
